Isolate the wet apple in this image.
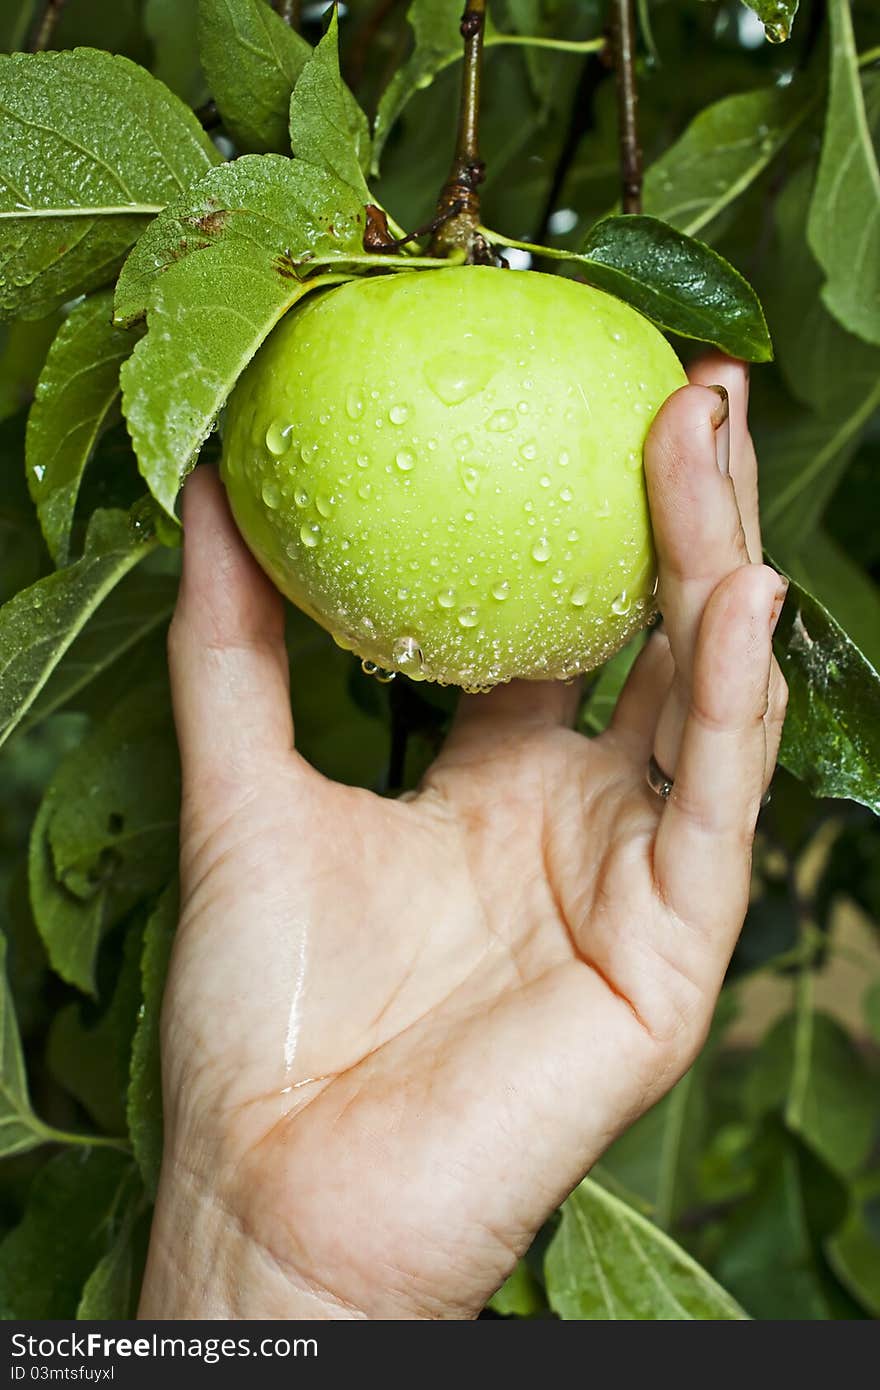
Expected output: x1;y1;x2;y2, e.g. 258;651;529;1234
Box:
221;266;686;690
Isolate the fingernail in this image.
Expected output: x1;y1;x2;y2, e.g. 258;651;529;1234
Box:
769;577;789;635
709;385;730;476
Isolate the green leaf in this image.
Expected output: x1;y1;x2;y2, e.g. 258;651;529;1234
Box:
826;1173;880;1317
144;0;208;109
771;530;880;675
578;215;772;361
771;568;880;814
197;0;311;155
740;1;800;44
116;155;366;517
0;48;220;321
76;1180;145;1320
0;932;52;1159
47;921;144;1134
0;1148;134;1318
808;0;880;346
289;6;371;195
128;881;177;1198
747;1002;877;1179
0;506;158;750
26;290;143;566
488;1260;547;1317
713;1137;837;1320
373;0;464;170
22;569;178;731
599;997;736;1227
29;684;179;994
580;632;645;735
0;311;61;423
544;1178;747;1319
643;85;809;238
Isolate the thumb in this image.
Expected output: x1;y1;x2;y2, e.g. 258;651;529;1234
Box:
168;467;296;797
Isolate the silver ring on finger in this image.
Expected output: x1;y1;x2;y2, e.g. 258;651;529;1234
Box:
646;754;772;807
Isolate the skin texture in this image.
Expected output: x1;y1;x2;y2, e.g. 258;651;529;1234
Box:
140;354;788;1321
221;267;687;688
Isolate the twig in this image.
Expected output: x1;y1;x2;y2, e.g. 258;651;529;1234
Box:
610;0;642;213
272;0;302;29
347;0;405;91
429;1;493;264
28;0;68;52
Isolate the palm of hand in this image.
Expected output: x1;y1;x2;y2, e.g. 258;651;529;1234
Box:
152;359;786;1319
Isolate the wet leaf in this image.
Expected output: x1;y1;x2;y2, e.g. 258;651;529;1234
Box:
545;1177;747;1319
76;1179;145;1319
0;507;158;750
740;1;800;45
289;6;371;194
116;155;367;517
808;0;880;346
198;0;311;154
578;215;772;361
0;48;219;320
488;1260;547;1317
643;85;809;238
26;291;143;566
771;569;880;814
127;881;177;1198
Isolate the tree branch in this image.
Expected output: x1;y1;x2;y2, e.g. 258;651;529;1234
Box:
272;0;301;31
28;0;68;52
610;0;642;214
429;1;493;263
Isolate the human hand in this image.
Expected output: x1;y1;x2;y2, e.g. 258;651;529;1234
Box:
139;354;788;1321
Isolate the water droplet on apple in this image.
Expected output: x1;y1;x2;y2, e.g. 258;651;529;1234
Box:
458;606;479;627
261;480;280;509
461;464;480;495
454;433;473;453
389;403;409;425
487;409;516;432
437;588;456;609
539;474;551;488
595;497;612;518
551;570;565;586
531;537;551;563
265;420;293;456
294;486;309;507
570;581;592;607
345;387;364;420
559;486;573;503
520;441;537;461
424;353;492;405
362;659;396;682
357;481;372;500
300;521;321;548
464;510;476;522
392;635;426;679
395;449;415;471
558;450;570;467
611;590;631;615
315;489;335;517
491;580;510;601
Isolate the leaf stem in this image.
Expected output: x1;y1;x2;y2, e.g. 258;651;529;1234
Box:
35;1121;132;1155
488;35;606;55
478;226;576;262
611;0;643;213
429;2;493;264
858;45;880;67
306;251;465;272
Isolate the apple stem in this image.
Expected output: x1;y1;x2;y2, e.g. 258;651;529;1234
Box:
611;0;643;214
429;1;495;265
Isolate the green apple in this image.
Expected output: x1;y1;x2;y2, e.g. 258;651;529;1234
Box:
221;266;686;690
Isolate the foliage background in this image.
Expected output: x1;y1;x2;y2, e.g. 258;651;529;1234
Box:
0;0;878;1320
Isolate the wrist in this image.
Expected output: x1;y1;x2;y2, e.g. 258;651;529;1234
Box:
138;1160;364;1321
